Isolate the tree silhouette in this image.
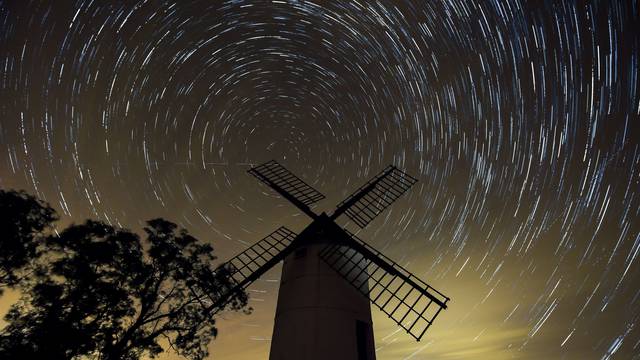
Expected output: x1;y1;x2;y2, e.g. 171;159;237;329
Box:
0;189;57;292
0;191;248;360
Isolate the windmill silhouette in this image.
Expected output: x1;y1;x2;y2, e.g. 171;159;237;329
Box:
208;160;450;360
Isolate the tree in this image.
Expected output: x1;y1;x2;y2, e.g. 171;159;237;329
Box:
0;189;57;292
0;198;248;359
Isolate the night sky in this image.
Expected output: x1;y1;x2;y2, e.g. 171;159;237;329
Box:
1;1;640;359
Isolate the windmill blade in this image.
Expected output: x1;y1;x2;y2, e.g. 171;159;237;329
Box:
200;226;298;313
248;160;324;219
331;166;418;228
226;226;297;287
318;233;449;341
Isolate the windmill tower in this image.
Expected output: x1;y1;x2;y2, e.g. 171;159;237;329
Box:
207;160;450;360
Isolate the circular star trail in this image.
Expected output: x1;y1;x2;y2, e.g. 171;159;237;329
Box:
1;1;639;359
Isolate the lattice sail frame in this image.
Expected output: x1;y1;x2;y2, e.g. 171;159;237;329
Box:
318;234;449;341
196;227;297;315
248;160;325;206
226;226;297;287
335;166;418;228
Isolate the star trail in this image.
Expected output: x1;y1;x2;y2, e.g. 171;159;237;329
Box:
1;1;639;359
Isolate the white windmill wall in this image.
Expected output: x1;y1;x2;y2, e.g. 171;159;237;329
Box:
269;243;376;360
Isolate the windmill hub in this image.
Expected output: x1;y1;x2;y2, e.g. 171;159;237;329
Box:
295;213;348;245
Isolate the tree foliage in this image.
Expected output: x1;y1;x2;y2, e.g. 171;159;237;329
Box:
0;189;57;291
0;190;248;360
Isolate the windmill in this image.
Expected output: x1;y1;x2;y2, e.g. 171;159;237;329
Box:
207;160;450;360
